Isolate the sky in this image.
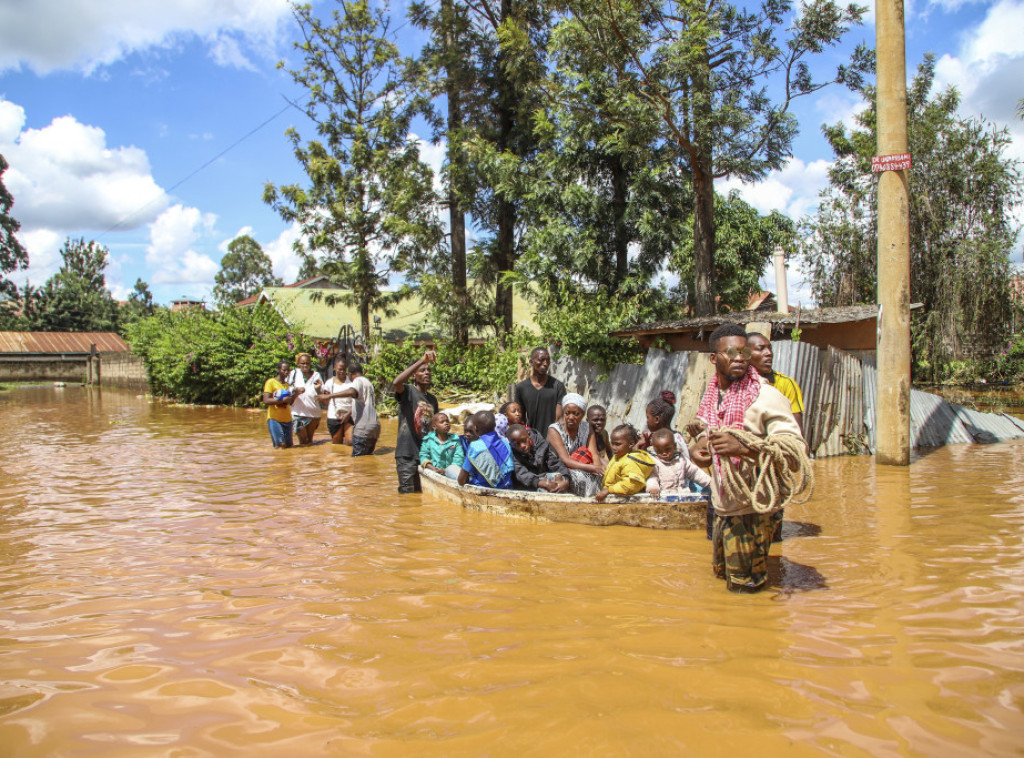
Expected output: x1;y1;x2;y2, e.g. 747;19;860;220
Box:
0;0;1021;308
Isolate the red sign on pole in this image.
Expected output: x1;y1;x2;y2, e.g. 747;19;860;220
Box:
871;152;912;172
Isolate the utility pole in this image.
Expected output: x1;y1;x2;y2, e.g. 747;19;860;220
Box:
875;0;911;466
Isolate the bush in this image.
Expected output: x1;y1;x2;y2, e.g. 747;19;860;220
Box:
362;327;536;402
989;333;1024;384
127;305;316;405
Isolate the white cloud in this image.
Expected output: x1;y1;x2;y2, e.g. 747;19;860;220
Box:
146;204;219;285
415;134;446;193
716;158;831;220
261;222;304;283
0;0;291;74
0;104;169;233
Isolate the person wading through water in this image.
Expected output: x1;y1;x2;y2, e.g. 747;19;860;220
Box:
690;324;804;593
746;332;806;542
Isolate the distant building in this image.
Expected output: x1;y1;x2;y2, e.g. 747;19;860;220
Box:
170;296;206;312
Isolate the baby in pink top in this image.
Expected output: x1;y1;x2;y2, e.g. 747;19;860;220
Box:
645;428;711;498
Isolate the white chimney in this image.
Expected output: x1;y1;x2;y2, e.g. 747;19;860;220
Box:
773;246;789;313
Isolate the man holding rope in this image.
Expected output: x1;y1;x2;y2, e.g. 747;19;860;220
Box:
689;324;810;593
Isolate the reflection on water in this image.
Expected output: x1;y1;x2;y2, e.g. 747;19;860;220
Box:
1;386;1023;756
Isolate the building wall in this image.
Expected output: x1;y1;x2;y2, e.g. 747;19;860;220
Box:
0;356;89;383
98;351;149;390
0;351;149;389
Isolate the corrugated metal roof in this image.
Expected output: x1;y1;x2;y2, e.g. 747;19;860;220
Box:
950;405;1024;444
0;332;129;354
910;390;975;447
260;287;541;341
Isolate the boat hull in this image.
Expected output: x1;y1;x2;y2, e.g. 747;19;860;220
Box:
419;468;708;529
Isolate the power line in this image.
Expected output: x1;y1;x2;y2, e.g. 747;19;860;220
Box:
97;100;295;242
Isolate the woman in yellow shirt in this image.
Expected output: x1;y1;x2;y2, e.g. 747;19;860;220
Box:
262;361;299;448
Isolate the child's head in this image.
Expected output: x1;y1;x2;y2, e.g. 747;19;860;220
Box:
645;390;676;433
650;428;678;463
432;412;451;436
462;417;479;442
472;410;497;435
609;424;638;458
507;424;531;455
500;401;525;426
587;405;607;433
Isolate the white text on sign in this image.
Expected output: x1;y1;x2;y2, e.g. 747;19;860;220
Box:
871;153;912;173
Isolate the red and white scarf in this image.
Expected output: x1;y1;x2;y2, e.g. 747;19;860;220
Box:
697;365;762;474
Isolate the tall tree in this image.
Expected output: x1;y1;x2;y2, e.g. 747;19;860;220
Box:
802;56;1023;379
265;0;442;342
31;238;120;332
560;0;868;314
119;278;157;330
212;234;283;306
672;190;797;310
409;0;480;344
0;153;29;299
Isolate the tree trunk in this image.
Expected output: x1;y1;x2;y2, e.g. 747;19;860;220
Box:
444;0;469;346
494;0;516;339
610;153;629;291
360;295;370;346
692;155;716;316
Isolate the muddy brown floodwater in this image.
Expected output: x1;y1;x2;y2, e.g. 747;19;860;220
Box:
1;386;1023;756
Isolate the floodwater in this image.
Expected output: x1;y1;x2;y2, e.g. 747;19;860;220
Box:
1;386;1023;757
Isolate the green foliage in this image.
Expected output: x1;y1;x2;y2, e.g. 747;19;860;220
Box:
0;153;28;298
31;237;120;332
558;0;868;315
671;190;797;311
213;235;282;306
265;0;442;342
990;333;1024;384
802;56;1023;381
530;279;676;367
118;278;157;333
127;305;316;405
361;328;536;399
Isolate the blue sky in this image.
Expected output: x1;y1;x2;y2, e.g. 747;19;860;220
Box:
0;0;1021;307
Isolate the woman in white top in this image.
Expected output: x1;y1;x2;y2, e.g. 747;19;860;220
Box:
289;353;324;445
320;357;355;444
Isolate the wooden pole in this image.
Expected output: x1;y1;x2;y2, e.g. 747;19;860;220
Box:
875;0;912;465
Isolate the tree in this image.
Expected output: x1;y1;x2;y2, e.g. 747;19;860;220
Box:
672;190;797;310
559;0;868;315
119;278;157;331
212;234;283;306
0;153;29;299
802;56;1024;380
31;238;120;332
265;0;443;342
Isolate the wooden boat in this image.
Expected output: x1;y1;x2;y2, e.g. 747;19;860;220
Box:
419;467;708;530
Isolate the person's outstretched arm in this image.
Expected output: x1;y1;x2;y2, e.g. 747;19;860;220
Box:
392;351;435;394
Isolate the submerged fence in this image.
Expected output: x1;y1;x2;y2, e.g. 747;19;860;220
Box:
551;342;1024;458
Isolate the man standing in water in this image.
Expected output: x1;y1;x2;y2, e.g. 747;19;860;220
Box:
513;347;566;435
393;350;439;493
746;331;806;542
691;324;802;593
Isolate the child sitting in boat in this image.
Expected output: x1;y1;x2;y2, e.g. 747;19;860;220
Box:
500;401;528;429
457;411;515;489
645;428;711;499
595;424;657;502
507;423;570;493
419;412;464;479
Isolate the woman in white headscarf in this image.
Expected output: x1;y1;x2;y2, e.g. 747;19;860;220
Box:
546;393;604;497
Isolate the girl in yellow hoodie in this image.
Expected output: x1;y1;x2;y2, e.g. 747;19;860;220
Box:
595;424;656;501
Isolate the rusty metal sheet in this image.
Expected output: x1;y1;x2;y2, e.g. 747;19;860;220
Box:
808;346;868;458
0;332;129;354
950;405;1024;444
770;340;822;435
